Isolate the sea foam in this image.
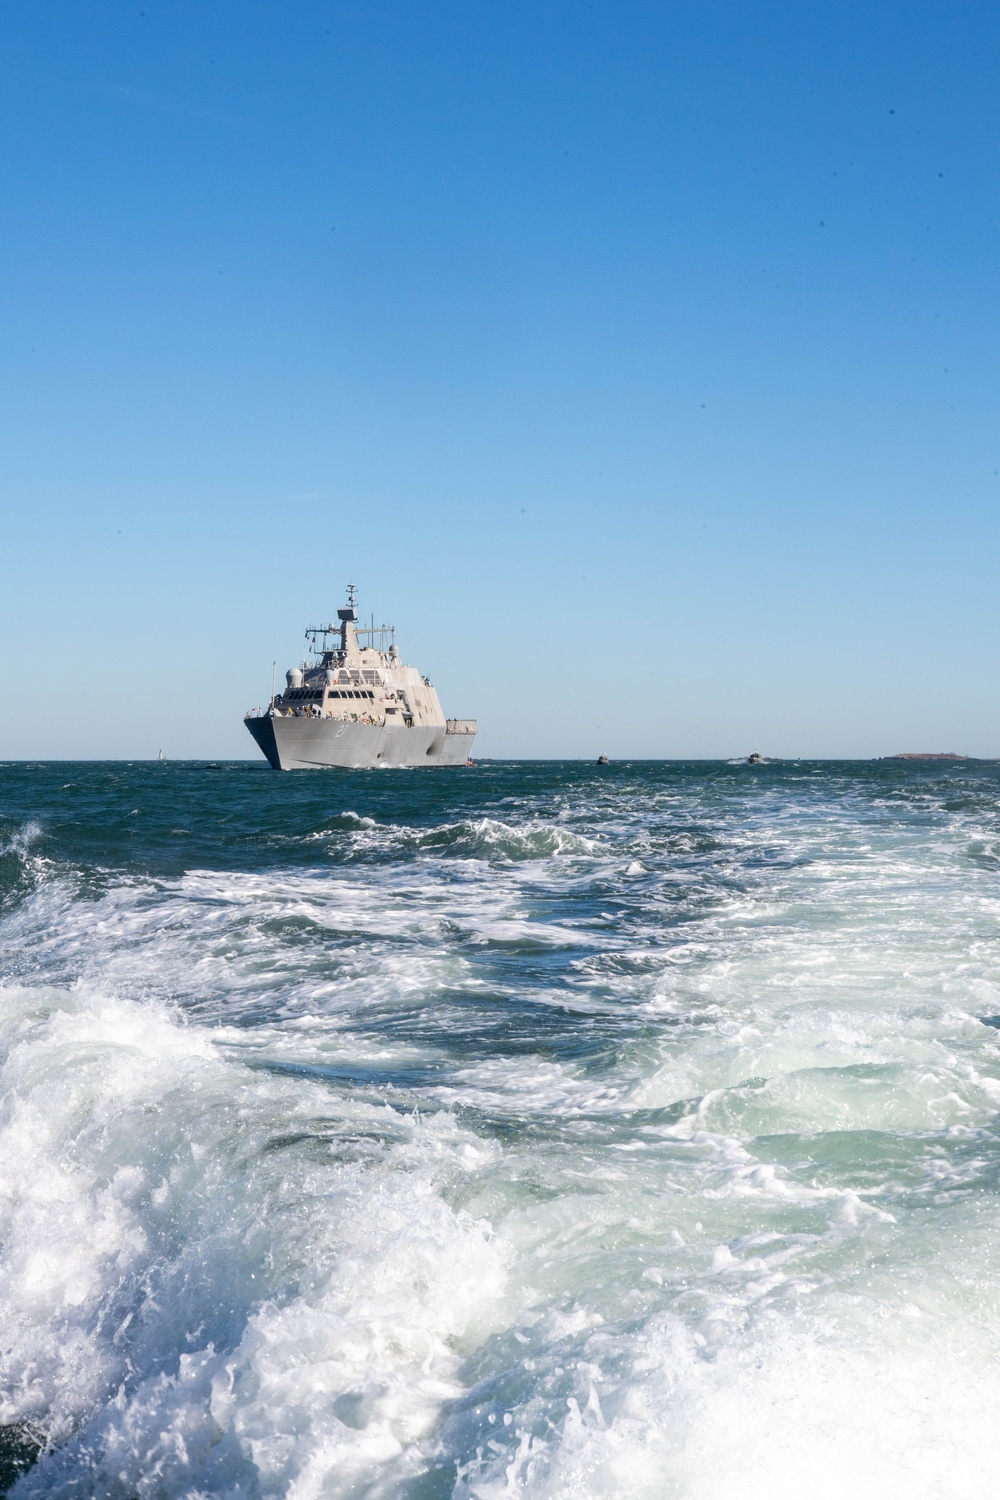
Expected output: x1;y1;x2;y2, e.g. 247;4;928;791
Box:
0;760;999;1495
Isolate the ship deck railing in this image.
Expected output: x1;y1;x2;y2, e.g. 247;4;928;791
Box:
445;719;478;735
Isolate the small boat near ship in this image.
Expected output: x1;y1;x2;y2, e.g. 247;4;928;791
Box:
245;587;478;770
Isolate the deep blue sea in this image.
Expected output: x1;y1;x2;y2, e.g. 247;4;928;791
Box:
2;758;1000;1498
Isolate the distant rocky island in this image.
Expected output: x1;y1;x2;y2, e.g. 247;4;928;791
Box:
885;752;972;761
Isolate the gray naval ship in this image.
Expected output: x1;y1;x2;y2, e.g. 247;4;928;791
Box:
245;587;478;770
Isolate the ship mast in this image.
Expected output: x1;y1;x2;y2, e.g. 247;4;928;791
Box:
304;586;396;661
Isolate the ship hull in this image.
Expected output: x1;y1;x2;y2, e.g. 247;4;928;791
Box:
245;715;476;770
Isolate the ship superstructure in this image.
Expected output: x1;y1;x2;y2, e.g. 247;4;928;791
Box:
244;587;477;770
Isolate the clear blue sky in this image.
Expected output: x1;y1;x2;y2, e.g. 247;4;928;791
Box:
1;1;997;759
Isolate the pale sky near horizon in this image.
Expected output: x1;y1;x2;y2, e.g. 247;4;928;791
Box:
1;1;998;760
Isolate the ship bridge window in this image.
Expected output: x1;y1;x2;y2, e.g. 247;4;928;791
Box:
287;689;322;701
328;689;374;700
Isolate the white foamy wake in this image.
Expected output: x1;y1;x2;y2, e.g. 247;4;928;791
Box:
0;983;509;1498
463;1306;1000;1500
3;766;1000;1497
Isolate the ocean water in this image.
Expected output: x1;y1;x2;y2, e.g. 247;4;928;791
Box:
1;758;1000;1499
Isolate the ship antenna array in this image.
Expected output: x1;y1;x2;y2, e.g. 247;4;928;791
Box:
304;623;339;646
302;618;396;652
356;620;396;650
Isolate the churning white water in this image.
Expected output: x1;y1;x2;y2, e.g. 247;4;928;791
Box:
1;760;999;1497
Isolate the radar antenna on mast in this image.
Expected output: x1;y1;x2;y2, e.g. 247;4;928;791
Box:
346;582;358;610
